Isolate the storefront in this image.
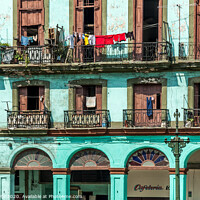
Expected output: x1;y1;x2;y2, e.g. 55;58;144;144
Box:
127;148;170;200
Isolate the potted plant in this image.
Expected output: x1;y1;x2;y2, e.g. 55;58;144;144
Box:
14;51;24;64
185;118;194;128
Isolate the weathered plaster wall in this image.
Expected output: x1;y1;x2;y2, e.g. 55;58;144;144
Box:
0;0;13;45
0;71;197;128
49;0;69;36
167;0;189;56
107;0;128;35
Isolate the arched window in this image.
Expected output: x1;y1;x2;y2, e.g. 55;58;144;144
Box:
13;149;52;170
69;149;110;170
127;148;169;168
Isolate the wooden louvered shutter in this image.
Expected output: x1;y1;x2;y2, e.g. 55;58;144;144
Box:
96;85;102;110
75;0;84;34
94;0;102;35
19;87;28;111
76;87;84;112
39;86;45;111
135;0;143;59
196;2;200;58
194;84;199;109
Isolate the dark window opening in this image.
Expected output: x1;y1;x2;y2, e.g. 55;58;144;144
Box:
143;0;158;42
71;170;110;182
39;170;53;183
27;86;39;110
84;8;94;34
156;93;161;109
27;25;38;45
15;170;20;186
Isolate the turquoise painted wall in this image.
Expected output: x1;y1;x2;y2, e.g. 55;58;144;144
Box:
0;71;198;128
49;0;69;36
0;0;13;45
107;0;128;35
167;0;190;56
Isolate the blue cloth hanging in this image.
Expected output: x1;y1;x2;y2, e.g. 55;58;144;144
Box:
21;36;29;46
147;97;153;117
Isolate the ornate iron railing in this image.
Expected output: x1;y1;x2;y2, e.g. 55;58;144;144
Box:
7;111;51;129
179;42;200;60
64;110;110;128
0;42;172;65
184;109;200;127
123;109;169;128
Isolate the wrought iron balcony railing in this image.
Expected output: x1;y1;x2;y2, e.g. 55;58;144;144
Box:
0;42;172;65
64;110;110;128
179;42;200;60
184;109;200;128
123;109;169;128
7;110;51;129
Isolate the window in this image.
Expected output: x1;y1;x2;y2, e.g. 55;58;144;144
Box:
17;0;45;45
19;86;45;111
75;85;102;111
74;0;101;35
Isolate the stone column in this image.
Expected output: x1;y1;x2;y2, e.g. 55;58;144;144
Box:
169;168;188;200
0;168;15;200
52;168;71;200
110;168;128;200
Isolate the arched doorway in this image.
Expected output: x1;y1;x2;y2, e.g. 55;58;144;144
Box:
127;148;170;200
186;149;200;199
13;149;53;200
69;149;110;200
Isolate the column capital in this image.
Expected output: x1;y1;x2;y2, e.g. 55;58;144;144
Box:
51;168;71;175
168;168;188;175
109;168;128;175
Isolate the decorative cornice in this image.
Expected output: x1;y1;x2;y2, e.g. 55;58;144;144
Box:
109;168;129;175
168;168;188;175
51;168;71;175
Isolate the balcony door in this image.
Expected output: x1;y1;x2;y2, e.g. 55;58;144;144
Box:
134;84;162;127
17;0;45;45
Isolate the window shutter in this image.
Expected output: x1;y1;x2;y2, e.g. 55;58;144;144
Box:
194;84;199;109
76;87;84;112
94;0;102;35
75;0;84;34
135;0;143;44
96;85;102;110
19;87;28;111
39;86;45;111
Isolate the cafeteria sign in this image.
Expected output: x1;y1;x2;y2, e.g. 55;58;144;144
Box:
134;184;170;192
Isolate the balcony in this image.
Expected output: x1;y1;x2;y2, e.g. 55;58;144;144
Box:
64;110;110;128
123;109;169;128
179;42;200;60
184;109;200;128
7;111;51;129
0;42;172;65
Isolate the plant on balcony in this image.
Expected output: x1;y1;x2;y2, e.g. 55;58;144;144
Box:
14;51;24;64
54;42;68;63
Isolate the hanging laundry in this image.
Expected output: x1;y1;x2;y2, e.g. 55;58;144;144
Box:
21;36;29;46
95;35;105;48
147;97;153;117
118;33;126;42
86;96;96;108
126;31;134;40
33;35;37;42
67;35;74;49
28;36;33;43
59;29;65;43
113;34;119;42
104;35;114;45
84;34;89;45
82;34;85;40
79;33;82;40
88;35;96;45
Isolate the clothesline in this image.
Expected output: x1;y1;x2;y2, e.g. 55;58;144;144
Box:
66;31;134;49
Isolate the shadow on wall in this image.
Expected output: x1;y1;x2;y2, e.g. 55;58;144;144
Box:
0;79;5;90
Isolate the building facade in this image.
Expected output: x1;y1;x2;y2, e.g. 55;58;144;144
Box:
0;0;200;200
